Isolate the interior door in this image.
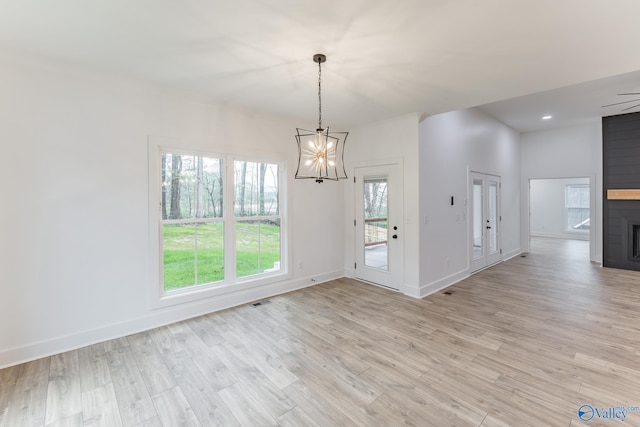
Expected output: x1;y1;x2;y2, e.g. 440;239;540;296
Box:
354;164;403;289
470;172;501;272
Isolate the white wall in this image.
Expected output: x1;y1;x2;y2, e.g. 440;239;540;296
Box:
520;122;602;262
530;178;590;240
0;52;345;368
344;114;421;296
419;108;521;296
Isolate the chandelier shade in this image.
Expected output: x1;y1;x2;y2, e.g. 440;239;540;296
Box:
295;54;348;183
295;127;348;182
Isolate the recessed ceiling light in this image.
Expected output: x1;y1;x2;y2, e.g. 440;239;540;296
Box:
542;115;552;120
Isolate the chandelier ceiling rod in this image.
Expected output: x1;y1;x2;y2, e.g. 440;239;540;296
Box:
314;53;326;131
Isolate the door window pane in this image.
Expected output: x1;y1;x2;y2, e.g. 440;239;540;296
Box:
488;181;498;253
363;175;389;271
473;180;483;259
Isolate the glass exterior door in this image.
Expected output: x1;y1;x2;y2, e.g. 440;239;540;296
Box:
354;164;402;290
471;172;501;272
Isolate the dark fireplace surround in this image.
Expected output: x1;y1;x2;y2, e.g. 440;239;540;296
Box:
603;112;640;272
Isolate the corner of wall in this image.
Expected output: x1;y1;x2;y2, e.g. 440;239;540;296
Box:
416;269;469;299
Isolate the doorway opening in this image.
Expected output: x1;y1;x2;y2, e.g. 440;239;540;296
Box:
529;177;591;259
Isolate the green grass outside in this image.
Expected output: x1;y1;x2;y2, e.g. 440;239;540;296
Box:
163;222;280;291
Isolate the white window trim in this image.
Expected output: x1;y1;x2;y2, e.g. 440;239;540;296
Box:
148;137;291;309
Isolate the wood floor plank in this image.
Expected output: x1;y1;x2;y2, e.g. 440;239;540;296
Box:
281;380;355;427
162;350;239;426
78;345;111;393
186;315;226;348
172;327;238;390
106;347;157;426
135;416;163;427
147;325;182;356
44;412;83;427
4;358;50;426
127;332;176;397
151;386;200;427
45;350;82;425
209;343;295;420
276;406;320;427
217;382;278;427
81;383;122;427
279;337;382;406
224;339;298;390
0;363;20;422
370;391;479;427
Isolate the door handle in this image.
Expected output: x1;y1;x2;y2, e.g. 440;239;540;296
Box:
392;234;398;239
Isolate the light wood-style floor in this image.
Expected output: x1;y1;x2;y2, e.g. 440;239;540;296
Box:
2;237;640;426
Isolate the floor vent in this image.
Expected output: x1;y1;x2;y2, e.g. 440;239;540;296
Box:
252;300;272;307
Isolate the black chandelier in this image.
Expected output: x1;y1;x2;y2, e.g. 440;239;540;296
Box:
295;54;348;183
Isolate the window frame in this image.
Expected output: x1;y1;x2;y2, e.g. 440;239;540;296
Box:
148;138;290;309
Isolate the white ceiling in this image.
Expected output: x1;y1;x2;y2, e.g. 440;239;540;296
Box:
478;69;640;133
2;0;640;131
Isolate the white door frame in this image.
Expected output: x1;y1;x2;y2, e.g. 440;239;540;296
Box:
353;162;403;290
470;171;502;273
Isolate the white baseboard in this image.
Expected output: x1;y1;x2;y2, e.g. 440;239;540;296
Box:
401;283;422;298
417;269;469;299
0;270;344;369
530;232;589;241
345;269;421;299
502;248;522;261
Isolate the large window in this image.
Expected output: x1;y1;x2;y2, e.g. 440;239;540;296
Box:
157;149;285;296
565;184;590;232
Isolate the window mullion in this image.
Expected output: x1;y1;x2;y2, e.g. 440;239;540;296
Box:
225;155;236;282
194;224;199;285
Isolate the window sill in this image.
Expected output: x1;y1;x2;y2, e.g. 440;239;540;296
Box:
151;270;291;310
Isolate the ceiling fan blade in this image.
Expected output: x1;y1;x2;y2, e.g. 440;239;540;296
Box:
601;98;640;108
621;102;640;112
